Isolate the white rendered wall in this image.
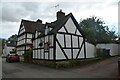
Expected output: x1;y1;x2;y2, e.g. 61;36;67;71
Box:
65;17;82;36
73;49;79;58
19;26;25;35
64;49;71;59
66;35;71;47
4;46;15;55
58;26;66;33
17;51;24;55
56;42;66;59
65;17;76;34
72;35;78;47
86;42;96;58
49;35;54;47
96;44;118;56
57;34;64;47
78;46;84;58
26;39;32;43
27;33;32;38
49;48;53;60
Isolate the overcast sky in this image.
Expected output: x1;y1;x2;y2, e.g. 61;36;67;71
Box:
0;0;119;39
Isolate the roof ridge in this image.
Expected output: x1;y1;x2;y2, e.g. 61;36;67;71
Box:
22;19;36;23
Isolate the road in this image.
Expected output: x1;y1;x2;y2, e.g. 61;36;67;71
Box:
2;57;118;78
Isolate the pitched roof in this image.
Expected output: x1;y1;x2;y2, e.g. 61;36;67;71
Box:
20;19;44;34
37;13;84;38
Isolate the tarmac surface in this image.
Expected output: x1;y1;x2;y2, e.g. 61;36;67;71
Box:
2;57;118;78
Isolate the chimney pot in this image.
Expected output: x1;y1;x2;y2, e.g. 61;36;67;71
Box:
56;9;65;20
36;19;42;23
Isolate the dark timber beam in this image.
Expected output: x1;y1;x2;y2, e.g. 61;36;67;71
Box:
56;38;69;60
76;41;84;59
83;38;86;59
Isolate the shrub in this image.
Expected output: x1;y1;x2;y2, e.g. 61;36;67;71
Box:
23;48;32;63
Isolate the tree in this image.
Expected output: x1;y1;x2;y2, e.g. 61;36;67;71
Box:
79;16;117;45
7;34;17;44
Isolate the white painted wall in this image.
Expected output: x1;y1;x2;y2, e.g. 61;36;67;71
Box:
45;52;48;59
17;47;25;51
65;17;82;36
76;30;81;35
49;35;54;47
19;28;25;35
26;39;32;43
18;39;25;45
65;17;76;34
66;35;71;47
73;49;79;58
38;49;40;59
49;48;53;60
33;50;35;58
96;44;119;56
27;33;32;38
3;46;15;56
57;34;64;47
78;46;84;58
33;34;54;60
41;49;44;59
17;51;24;55
72;35;78;47
64;49;71;59
45;36;48;43
56;42;66;59
18;34;25;41
86;42;96;58
58;26;66;32
79;37;83;46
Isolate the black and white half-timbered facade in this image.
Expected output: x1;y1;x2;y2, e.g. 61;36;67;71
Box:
32;10;86;61
17;19;43;56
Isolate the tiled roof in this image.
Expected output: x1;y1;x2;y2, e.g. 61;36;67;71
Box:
21;10;84;39
21;19;44;34
37;13;84;38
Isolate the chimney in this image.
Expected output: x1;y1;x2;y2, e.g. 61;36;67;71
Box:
56;9;65;20
36;19;42;23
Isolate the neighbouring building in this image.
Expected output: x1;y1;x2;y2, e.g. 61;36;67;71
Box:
16;19;44;56
96;43;119;56
3;42;16;56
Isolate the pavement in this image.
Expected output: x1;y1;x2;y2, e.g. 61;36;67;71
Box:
2;57;119;78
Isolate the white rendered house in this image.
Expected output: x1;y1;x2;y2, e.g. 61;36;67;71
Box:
3;42;16;56
17;19;43;56
32;10;87;61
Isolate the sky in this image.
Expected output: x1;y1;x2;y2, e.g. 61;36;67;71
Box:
0;0;119;39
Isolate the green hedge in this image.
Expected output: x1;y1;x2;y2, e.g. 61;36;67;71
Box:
31;57;106;69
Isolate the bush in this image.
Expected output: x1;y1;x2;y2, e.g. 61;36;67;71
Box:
55;60;77;69
31;57;106;69
23;48;32;63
